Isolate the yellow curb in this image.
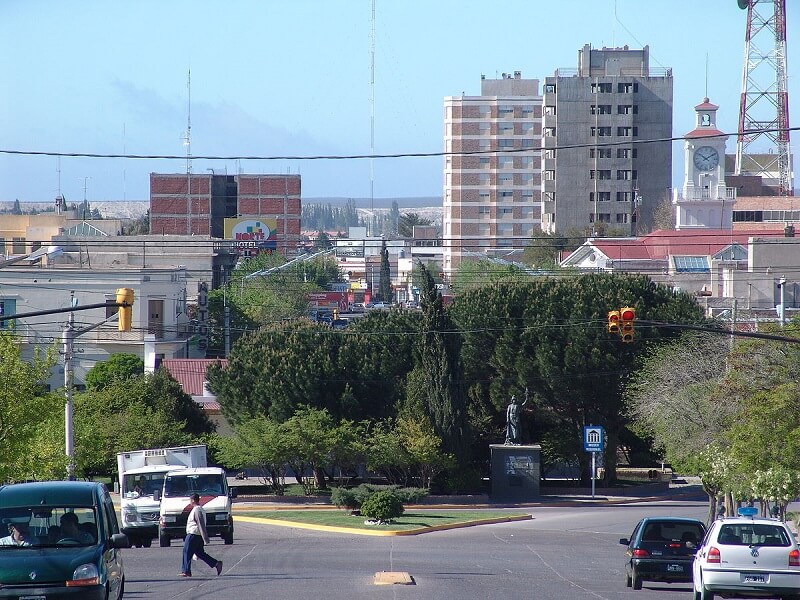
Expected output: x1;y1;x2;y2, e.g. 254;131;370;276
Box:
235;513;531;536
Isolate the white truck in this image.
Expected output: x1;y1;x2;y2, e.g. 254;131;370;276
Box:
158;466;236;546
116;444;208;547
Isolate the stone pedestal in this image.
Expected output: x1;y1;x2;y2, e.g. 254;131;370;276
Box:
490;444;541;501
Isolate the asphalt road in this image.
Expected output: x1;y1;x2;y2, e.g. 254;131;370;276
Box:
121;499;709;599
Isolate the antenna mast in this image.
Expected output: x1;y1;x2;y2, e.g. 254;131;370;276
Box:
736;0;793;196
370;0;375;224
185;69;193;233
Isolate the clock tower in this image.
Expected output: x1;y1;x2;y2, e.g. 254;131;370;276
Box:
673;98;734;229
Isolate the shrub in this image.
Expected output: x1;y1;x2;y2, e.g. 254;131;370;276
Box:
360;490;404;523
330;484;428;511
330;487;359;510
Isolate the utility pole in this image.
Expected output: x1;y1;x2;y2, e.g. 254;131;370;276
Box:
224;287;231;356
778;277;787;325
62;297;76;480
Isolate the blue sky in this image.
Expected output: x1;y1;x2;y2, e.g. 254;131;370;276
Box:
1;0;797;204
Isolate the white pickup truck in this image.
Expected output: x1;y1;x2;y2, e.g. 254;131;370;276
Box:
158;467;236;546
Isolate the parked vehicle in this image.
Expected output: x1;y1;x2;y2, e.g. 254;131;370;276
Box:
0;480;129;600
692;507;800;600
116;444;207;547
158;467;236;547
621;516;706;590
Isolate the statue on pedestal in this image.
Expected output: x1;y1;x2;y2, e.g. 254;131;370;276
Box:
504;387;529;445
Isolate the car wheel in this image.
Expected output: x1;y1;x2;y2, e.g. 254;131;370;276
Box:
118;577;125;600
159;533;171;547
223;529;233;545
142;537;152;548
632;568;642;590
625;572;632;587
699;585;714;600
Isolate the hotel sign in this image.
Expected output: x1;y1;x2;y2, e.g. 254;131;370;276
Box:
223;218;278;255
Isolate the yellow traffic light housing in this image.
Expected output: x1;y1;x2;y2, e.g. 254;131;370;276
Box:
607;310;620;335
116;288;134;332
620;306;635;343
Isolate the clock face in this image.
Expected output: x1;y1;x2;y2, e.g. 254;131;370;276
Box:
693;146;720;171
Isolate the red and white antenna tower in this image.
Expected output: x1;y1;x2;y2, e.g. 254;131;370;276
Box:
736;0;793;196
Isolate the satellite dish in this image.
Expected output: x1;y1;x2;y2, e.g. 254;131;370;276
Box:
737;0;749;9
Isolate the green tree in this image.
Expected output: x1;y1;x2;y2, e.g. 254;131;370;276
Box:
377;239;391;303
520;233;569;269
406;263;470;462
397;212;432;238
122;210;150;235
11;199;22;215
450;259;533;293
214;418;290;494
450;273;706;484
85;353;144;391
0;332;60;482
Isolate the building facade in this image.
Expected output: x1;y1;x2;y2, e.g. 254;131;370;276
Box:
442;72;542;276
541;44;673;235
149;173;301;257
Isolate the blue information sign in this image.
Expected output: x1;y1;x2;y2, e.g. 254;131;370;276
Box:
583;426;604;453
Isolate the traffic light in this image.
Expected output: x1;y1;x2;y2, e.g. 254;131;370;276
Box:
607;310;620;335
620;306;635;343
116;288;134;332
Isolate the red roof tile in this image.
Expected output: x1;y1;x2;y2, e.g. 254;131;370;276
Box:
161;359;228;396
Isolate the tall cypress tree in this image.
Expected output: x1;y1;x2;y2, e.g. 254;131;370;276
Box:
378;239;391;303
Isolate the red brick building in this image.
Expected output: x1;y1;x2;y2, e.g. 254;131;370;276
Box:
149;173;301;256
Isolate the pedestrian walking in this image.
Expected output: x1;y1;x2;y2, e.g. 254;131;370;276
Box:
180;493;223;578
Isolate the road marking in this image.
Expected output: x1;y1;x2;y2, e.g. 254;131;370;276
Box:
374;571;414;585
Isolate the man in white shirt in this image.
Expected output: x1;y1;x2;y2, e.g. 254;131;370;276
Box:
180;493;222;577
0;521;33;546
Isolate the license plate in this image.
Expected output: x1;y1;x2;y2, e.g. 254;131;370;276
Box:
666;564;684;572
743;574;766;583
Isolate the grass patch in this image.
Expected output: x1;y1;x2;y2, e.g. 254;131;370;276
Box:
244;509;528;531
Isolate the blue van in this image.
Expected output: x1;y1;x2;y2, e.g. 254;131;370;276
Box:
0;480;129;599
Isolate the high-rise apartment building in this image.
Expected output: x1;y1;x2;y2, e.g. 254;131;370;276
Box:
150;173;301;256
541;45;672;235
442;72;542;275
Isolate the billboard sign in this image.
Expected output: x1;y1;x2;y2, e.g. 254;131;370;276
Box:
223;218;277;256
583;425;604;453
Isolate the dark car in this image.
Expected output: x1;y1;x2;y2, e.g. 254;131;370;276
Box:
620;516;706;590
0;480;129;599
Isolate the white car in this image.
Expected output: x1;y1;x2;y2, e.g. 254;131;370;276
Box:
692;507;800;600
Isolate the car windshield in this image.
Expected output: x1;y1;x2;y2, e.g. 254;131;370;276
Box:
717;523;791;547
0;506;98;548
123;472;166;496
164;474;224;498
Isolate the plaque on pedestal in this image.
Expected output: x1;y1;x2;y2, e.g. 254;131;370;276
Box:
490;444;541;501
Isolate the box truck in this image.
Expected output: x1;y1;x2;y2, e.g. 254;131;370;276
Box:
158;466;236;546
116;444;207;547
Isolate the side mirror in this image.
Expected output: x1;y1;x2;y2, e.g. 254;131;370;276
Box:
110;533;131;549
619;538;630;545
153;489;161;502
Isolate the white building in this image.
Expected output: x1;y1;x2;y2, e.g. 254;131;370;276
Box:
0;266;194;390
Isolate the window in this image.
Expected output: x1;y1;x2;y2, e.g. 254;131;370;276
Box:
544;105;556;115
589;213;611;223
543;149;556;159
498;139;514;149
479;206;490;215
591;82;612;93
521;139;535;148
544;170;555;180
500;207;514;216
479;122;490;132
520;173;533;184
498;156;513;169
522;106;535;117
497;223;513;236
479;157;490;167
616;191;632;202
673;256;710;273
498;174;513;184
617;104;638;115
544;83;556;93
544;127;556;137
615;213;629;224
617;82;638;93
590;104;612;115
479;191;490;201
617;170;637;180
617;148;637;159
499;191;513;199
732;210;763;222
589;192;611;202
590;170;611;180
519;156;534;168
0;299;15;328
498;105;514;116
479;174;490;185
590;148;612;158
499;122;514;133
521;122;534;133
12;237;25;254
616;126;638;137
591;126;612;137
479;105;491;116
